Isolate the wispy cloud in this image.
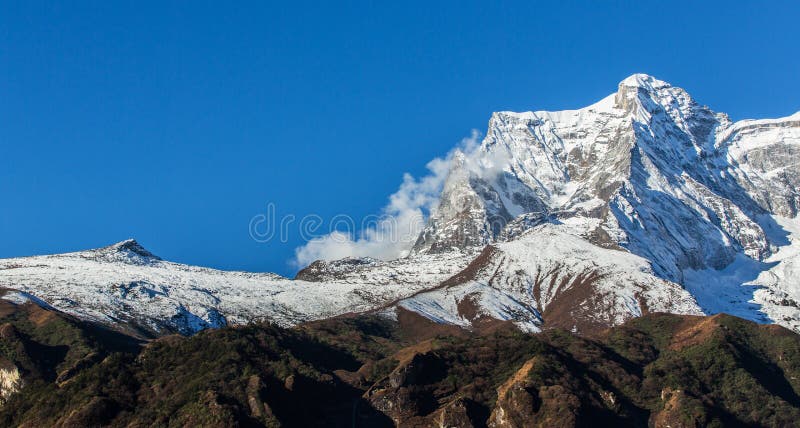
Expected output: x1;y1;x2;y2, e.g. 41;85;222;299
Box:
292;130;488;268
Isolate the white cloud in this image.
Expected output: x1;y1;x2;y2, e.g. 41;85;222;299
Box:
292;129;494;268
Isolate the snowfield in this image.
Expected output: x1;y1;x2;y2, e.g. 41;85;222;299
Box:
0;240;473;335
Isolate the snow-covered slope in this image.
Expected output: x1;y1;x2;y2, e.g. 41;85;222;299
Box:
401;223;702;334
0;240;472;336
1;73;798;335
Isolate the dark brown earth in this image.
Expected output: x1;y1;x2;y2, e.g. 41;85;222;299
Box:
0;296;799;427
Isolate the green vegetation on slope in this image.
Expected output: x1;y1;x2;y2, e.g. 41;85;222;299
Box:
0;298;799;427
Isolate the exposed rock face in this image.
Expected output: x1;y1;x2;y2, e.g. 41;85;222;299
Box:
295;257;382;282
651;388;707;428
0;365;22;405
722;116;800;218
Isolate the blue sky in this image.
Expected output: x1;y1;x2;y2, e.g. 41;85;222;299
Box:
1;1;799;276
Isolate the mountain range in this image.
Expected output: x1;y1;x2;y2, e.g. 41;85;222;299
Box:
1;73;800;427
2;73;798;338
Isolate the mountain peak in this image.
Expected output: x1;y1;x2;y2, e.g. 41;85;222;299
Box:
614;73;683;112
618;73;669;90
106;239;160;260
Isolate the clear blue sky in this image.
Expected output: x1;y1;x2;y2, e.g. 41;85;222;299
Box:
2;1;799;276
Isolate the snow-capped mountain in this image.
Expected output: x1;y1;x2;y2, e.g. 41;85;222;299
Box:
0;239;473;336
407;74;800;332
1;74;798;335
